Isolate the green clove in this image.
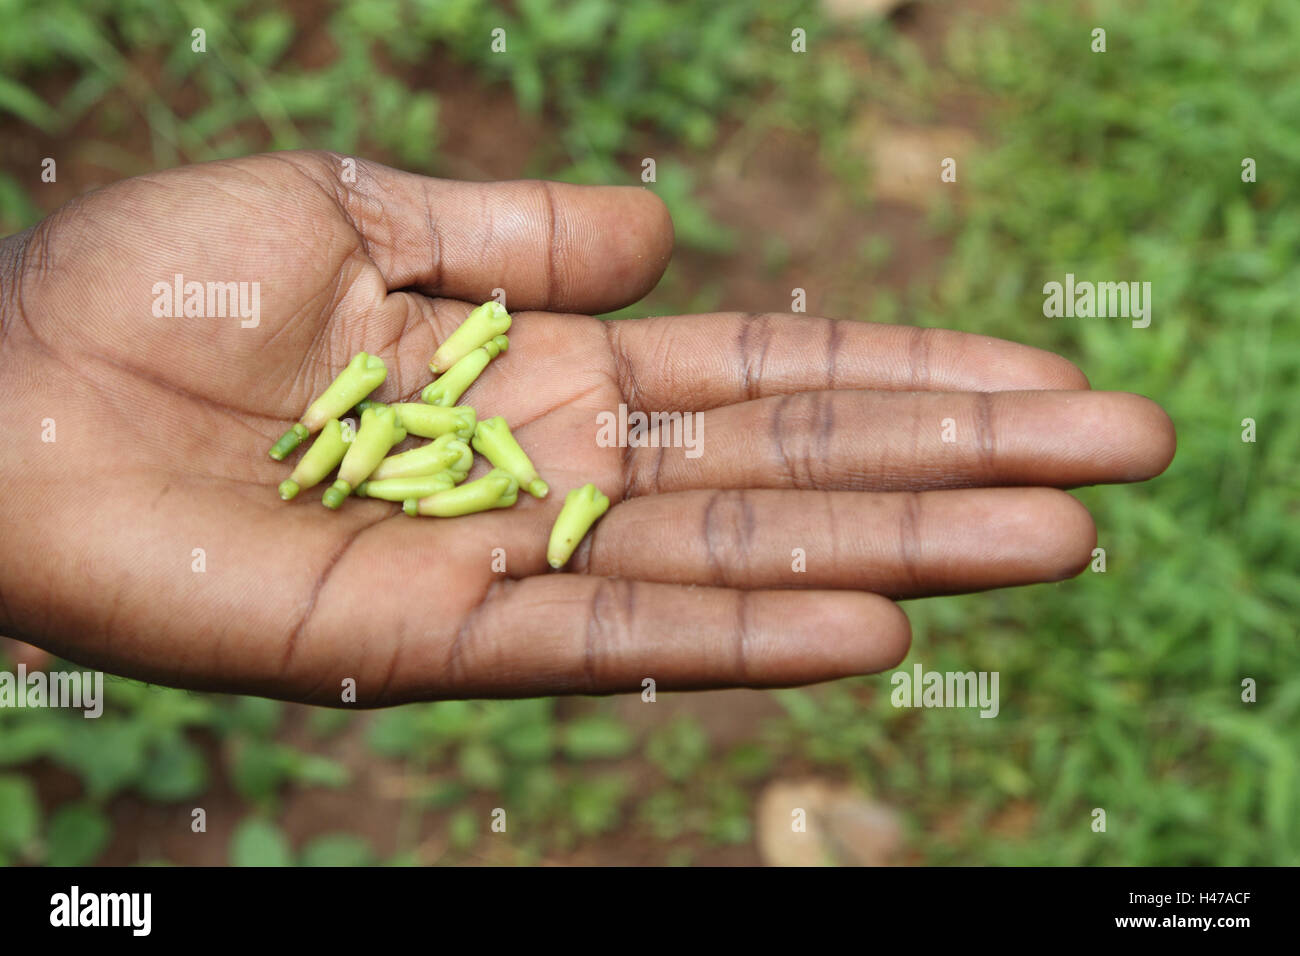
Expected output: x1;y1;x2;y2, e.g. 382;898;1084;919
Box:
279;419;352;500
268;352;386;459
547;483;611;568
367;402;477;440
471;416;548;498
429;301;512;374
356;471;456;501
402;468;518;517
421;335;508;407
322;404;407;509
368;434;472;481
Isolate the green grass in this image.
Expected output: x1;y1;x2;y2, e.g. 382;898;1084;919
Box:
891;0;1300;864
1;0;1297;865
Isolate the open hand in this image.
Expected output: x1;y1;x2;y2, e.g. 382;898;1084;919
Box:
0;152;1174;704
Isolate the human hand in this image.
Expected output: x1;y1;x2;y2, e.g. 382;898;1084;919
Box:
0;152;1174;704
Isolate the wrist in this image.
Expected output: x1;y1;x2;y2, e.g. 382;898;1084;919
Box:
0;227;38;637
0;226;34;343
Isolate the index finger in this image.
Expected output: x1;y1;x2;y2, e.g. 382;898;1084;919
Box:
606;312;1091;411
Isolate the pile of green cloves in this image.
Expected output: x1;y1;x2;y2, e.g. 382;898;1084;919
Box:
267;301;609;568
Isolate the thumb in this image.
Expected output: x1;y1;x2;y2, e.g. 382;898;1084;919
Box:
306;151;675;314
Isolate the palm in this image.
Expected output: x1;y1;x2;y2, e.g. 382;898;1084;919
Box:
1;152;1175;703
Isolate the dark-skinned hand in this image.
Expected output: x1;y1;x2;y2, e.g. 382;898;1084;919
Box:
0;152;1175;704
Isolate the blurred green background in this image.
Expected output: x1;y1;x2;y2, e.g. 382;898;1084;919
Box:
1;0;1297;866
